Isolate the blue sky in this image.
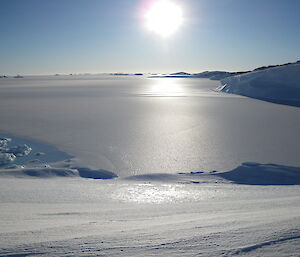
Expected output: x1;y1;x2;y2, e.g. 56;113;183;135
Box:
0;0;300;75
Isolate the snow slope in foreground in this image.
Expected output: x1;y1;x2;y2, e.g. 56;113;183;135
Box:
217;64;300;105
0;164;300;257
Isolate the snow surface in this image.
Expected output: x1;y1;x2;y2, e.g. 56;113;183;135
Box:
0;170;300;256
217;64;300;106
0;167;117;179
0;75;300;256
217;162;300;185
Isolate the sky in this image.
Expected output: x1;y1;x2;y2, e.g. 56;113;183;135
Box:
0;0;300;75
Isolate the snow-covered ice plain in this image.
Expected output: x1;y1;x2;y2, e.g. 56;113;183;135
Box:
0;75;300;256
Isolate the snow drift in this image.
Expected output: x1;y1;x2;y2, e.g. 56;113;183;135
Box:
0;167;117;179
217;162;300;185
0;168;78;178
76;167;117;179
125;163;300;186
217;64;300;106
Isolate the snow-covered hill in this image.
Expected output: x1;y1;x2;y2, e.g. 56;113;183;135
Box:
217;63;300;106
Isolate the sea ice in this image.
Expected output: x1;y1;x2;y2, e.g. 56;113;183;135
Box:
0;137;11;148
0;153;16;165
7;144;32;156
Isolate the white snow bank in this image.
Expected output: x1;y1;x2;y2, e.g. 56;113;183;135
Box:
217;64;300;105
6;161;297;184
0;168;78;178
76;167;117;179
125;163;300;186
0;167;117;179
217;162;300;185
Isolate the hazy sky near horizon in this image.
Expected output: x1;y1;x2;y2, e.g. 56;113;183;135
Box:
1;0;300;75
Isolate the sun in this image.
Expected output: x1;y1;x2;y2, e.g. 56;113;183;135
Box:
145;0;183;37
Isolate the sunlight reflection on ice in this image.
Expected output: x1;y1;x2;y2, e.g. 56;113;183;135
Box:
113;183;216;204
147;78;185;97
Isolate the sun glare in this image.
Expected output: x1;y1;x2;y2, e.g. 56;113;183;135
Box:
145;0;183;37
149;78;184;97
